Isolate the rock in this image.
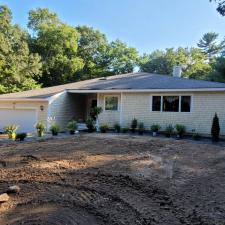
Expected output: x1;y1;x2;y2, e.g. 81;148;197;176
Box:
0;193;9;203
7;185;21;194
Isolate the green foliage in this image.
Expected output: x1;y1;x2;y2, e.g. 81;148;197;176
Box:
16;133;27;141
138;122;145;135
175;124;186;138
90;106;103;120
4;124;18;139
165;124;174;137
100;123;109;133
0;5;42;94
36;121;46;137
210;0;225;16
211;113;220;142
122;127;129;133
67;120;77;134
192;132;201;141
86;118;95;132
114;123;121;133
131;118;138;133
50;123;60;136
151;124;161;132
197;32;223;59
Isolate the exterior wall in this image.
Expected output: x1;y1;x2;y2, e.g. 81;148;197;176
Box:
98;93;121;127
48;92;92;130
0;100;48;126
98;92;225;135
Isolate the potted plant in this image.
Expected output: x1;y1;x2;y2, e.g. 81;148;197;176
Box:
86;118;96;133
122;127;129;133
131;118;138;133
16;133;27;141
151;124;161;136
114;123;121;133
175;124;186;139
4;124;18;140
90;106;102;132
67;120;78;135
211;113;220;142
50;123;60;136
138;122;145;135
165;124;174;138
100;123;109;133
36;122;46;137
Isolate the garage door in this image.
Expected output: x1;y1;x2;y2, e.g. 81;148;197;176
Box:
0;109;37;133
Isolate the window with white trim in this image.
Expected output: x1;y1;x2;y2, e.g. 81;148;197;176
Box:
152;95;192;112
105;96;118;111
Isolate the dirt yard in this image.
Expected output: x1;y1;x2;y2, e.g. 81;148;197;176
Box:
0;133;225;225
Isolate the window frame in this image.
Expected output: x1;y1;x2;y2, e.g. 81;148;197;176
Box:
150;94;193;113
104;95;120;111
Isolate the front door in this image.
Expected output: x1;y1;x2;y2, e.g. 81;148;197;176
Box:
86;98;97;120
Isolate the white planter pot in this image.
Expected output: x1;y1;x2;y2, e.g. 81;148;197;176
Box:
153;132;157;137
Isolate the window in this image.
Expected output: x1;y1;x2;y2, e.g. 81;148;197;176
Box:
152;96;161;111
105;96;118;111
181;96;191;112
163;96;179;112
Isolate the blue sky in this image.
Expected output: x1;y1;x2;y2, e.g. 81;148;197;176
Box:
1;0;224;54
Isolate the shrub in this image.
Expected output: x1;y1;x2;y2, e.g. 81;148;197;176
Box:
175;124;186;138
100;123;109;133
67;120;78;135
50;123;60;136
4;124;18;140
138;122;145;135
90;106;103;120
211;113;220;142
131;118;138;133
165;124;174;137
16;133;27;141
36;122;46;137
114;123;121;133
192;132;201;141
151;124;161;132
122;127;129;133
86;118;96;133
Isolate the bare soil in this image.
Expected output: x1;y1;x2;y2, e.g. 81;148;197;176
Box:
0;133;225;225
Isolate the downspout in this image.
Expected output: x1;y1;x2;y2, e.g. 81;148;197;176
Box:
120;92;123;127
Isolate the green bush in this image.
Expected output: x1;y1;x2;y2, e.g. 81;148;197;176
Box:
4;124;18;140
100;123;109;133
165;124;174;137
122;127;129;133
131;118;138;133
192;132;201;141
138;122;145;135
151;124;161;132
114;123;121;133
16;133;27;141
67;120;78;134
86;118;96;133
90;106;103;120
175;124;186;138
50;123;60;136
36;122;46;137
211;113;220;142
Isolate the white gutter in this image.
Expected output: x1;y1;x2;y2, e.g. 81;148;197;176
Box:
0;98;48;102
67;88;225;93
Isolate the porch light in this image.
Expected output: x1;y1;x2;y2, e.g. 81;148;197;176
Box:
40;105;44;111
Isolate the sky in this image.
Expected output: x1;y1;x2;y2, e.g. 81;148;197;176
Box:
1;0;225;54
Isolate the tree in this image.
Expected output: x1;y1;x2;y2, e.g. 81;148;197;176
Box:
211;113;220;142
210;0;225;16
108;39;138;74
0;5;42;93
139;47;212;80
28;8;84;87
197;32;223;59
76;26;110;80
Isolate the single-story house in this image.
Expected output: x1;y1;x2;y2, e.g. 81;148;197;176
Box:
0;68;225;135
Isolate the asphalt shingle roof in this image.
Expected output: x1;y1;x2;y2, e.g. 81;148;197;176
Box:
0;72;225;99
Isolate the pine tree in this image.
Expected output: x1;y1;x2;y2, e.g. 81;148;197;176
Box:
211;113;220;142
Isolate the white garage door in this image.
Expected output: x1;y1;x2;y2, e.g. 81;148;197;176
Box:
0;109;37;133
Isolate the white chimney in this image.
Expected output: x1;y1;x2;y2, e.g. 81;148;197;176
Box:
173;65;182;78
